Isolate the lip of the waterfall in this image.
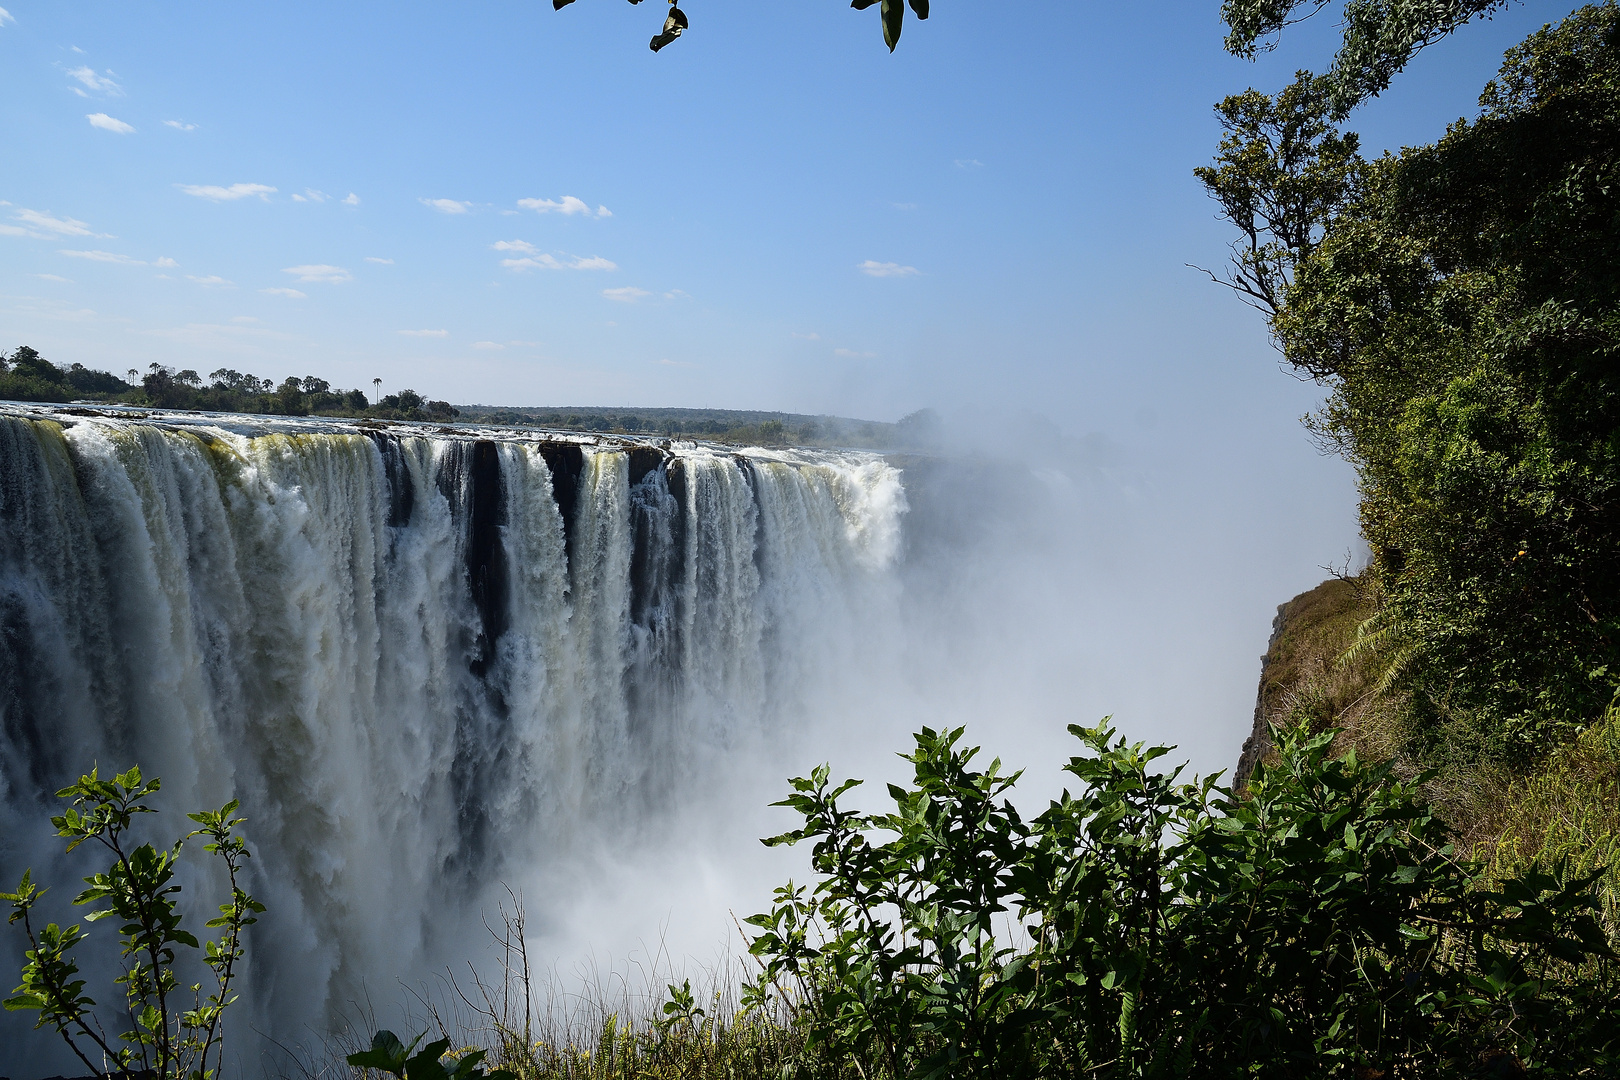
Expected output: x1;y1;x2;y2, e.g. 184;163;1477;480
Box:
0;400;900;466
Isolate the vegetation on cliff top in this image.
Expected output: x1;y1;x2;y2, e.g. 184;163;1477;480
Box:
1203;3;1620;774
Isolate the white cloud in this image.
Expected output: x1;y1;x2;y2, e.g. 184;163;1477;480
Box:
835;348;878;358
954;158;984;168
492;239;537;254
282;264;351;283
398;328;449;338
0;8;14;27
152;257;178;268
471;341;504;350
60;249;143;264
13;208;99;237
365;256;394;264
858;260;920;277
664;288;690;300
260;287;306;298
0;223;36;238
501;253;617;272
292;189;329;204
87;113;135;135
164;120;197;131
602;286;651;303
421;197;471;214
342;192;360;206
517;195;610;218
792;331;821;341
68;67;122;95
186;274;233;287
34;273;72;282
178;182;276;201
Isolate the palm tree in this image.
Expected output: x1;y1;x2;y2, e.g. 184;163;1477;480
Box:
372;377;382;405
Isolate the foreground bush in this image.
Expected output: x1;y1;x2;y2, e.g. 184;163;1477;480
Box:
743;722;1620;1078
3;767;261;1080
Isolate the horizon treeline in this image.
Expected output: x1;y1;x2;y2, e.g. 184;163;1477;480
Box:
0;346;459;422
0;345;943;449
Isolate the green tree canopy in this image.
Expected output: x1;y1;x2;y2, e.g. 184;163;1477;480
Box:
1203;2;1620;756
1222;0;1521;115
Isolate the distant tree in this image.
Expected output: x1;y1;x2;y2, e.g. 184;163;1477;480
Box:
372;377;382;404
64;363;132;395
301;376;330;395
344;388;369;413
275;377;308;416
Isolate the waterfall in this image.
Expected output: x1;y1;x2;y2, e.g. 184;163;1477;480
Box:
0;406;907;1062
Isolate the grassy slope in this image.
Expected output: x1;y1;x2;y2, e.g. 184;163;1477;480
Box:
1245;575;1620;940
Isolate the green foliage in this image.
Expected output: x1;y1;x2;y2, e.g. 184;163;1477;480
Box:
745;722;1620;1077
1203;3;1620;760
1221;0;1515;115
349;1029;518;1080
549;0;929;54
1194;71;1366;317
3;766;262;1080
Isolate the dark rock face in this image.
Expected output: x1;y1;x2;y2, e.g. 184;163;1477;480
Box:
1233;577;1377;790
538;442;585;563
1235;601;1295;790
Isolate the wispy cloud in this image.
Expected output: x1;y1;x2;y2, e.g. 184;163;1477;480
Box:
34;273;72;283
602;286;651;302
792;331;821;341
835;347;878;358
500;253;618;272
59;249;175;267
365;256;394;264
421;197;471;214
178;183;276;201
291;189;329;203
282;264;351;283
9;208;102;238
953;158;984;168
343;193;360;206
164;120;197;131
858;260;920;278
68;66;122;96
0;8;14;27
87;113;135;135
186;274;233;287
492;239;537;254
517;195;610;218
655;358;696;368
260;287;306;298
398;328;449;338
471;341;504;350
64;250;146;265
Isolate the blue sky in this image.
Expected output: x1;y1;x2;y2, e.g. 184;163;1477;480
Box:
0;1;1566;421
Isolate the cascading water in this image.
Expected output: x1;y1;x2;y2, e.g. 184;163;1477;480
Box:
0;405;907;1068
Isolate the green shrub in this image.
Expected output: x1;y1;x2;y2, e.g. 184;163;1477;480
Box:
745;722;1620;1078
3;767;262;1080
